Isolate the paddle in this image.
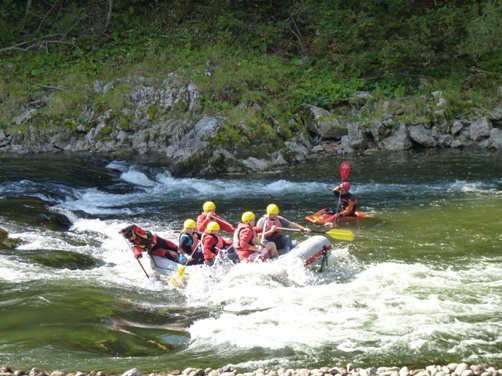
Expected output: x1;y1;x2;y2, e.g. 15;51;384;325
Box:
335;161;351;224
169;259;189;287
169;236;197;287
122;235;156;285
278;227;354;241
210;214;234;230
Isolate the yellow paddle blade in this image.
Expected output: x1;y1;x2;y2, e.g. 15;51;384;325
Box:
326;229;354;241
169;266;186;287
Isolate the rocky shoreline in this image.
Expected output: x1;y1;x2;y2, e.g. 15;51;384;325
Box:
2;363;501;376
1;75;501;176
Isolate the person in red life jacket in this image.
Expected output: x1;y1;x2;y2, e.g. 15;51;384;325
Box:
120;224;179;262
201;221;240;266
257;203;311;256
332;182;358;219
197;201;236;234
233;211;278;262
177;219;204;265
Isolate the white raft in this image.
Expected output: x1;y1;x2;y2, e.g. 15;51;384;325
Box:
149;235;332;277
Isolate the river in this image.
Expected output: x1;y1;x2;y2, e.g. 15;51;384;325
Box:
0;150;501;373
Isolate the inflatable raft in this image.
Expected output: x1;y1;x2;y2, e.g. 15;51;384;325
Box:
149;235;333;278
305;208;372;225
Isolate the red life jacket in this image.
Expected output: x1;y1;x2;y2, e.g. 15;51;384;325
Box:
233;223;259;261
260;215;283;239
130;226;157;251
201;233;226;261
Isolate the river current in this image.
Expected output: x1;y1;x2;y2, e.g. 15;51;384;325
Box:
0;150;501;373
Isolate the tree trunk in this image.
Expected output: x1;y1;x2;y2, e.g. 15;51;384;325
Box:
105;0;113;28
26;0;32;15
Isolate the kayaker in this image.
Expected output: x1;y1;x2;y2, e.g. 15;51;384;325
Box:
257;203;311;255
178;219;204;265
120;224;179;262
233;211;278;262
197;201;236;233
332;182;358;219
201;221;240;266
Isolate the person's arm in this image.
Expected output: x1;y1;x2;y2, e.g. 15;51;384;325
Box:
216;217;236;233
197;213;211;232
132;245;143;259
249;227;264;252
332;185;341;197
339;200;356;217
284;217;311;233
239;228;260;252
202;235;218;254
177;237;193;260
257;217;275;237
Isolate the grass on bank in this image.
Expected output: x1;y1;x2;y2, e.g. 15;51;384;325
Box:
0;39;501;136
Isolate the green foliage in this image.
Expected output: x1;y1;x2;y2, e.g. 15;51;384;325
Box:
0;0;501;141
289;67;366;109
0;0;24;46
461;0;502;64
94;82;132;113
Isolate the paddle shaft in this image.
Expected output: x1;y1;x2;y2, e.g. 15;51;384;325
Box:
279;227;335;235
122;235;151;279
277;226;353;241
336;161;351;223
210;214;233;229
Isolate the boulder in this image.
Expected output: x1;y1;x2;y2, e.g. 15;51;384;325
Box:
469;117;492;141
409;125;437;147
299;104;348;139
381;123;412;150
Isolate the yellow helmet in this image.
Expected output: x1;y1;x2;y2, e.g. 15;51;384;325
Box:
241;211;255;223
183;219;196;229
203;201;216;212
207;221;220;232
266;203;280;215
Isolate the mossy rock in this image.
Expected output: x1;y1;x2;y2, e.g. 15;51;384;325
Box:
0;227;20;248
21;249;103;270
0;196;72;231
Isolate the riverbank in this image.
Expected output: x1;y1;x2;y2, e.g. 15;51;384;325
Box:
2;363;502;376
1;78;501;177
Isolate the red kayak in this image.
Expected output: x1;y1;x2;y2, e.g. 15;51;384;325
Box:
305;208;372;225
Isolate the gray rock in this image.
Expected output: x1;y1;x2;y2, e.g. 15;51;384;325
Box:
346;123;369;149
451;121;464;135
299;104;348;139
121;369;142;376
240;157;270;172
432;90;446;107
469;118;491;141
489;128;502;149
381;123;412;150
409;125;436;147
455;365;469;376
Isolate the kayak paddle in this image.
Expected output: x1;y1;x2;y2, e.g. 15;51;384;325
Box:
278;227;354;241
340;161;351;181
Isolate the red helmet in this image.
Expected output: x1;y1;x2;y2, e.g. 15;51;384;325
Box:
341;182;351;190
